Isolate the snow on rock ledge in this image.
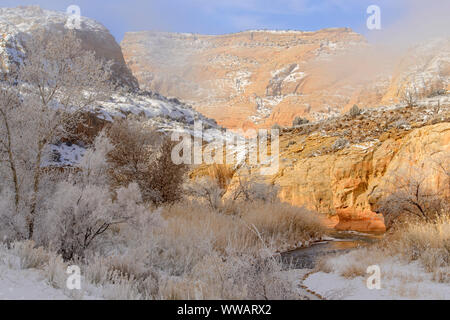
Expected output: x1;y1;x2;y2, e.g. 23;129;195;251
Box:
0;5;138;88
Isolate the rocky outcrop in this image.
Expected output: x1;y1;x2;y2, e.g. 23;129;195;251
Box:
121;29;449;130
220;104;450;232
279;124;449;231
0;5;138;88
121;28;366;129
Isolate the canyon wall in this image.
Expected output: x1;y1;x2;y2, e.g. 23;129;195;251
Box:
275;123;449;231
220;103;450;232
122;30;450;130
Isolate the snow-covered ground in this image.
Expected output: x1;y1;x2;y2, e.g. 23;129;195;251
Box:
1;241;448;300
43;143;86;167
303;259;450;300
0;263;68;300
0;245;102;300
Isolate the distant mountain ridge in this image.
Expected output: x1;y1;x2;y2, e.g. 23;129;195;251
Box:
121;29;450;130
0;5;138;89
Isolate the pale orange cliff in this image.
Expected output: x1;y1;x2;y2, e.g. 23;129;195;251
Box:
121;29;449;130
216;104;449;232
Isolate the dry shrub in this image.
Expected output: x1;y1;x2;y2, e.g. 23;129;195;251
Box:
377;161;450;229
74;199;307;300
185;172;282;215
400;87;418;107
292;116;309;127
107;118;188;205
348;104;361;117
12;240;49;269
161;200;325;255
183;177;227;211
149;136;189;204
207;164;235;190
317;214;450;283
46;252;68;289
103;271;142;300
241;202;325;249
229;175;279;204
384;214;450;282
84;255;111;285
3;197;321;300
316;247;388;279
159;254;299;300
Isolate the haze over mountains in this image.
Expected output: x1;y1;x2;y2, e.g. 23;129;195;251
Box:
2;6;448;132
121;29;450;130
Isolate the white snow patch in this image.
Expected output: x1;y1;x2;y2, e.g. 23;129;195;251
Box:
42;143;86;167
0;264;69;300
304;258;450;300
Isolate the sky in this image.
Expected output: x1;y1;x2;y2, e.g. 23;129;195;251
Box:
0;0;447;43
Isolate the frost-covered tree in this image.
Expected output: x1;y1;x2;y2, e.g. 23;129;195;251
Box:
0;29;113;239
42;133;146;260
0;82;21;211
400;87;418;108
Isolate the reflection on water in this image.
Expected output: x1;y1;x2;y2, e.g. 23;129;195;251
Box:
281;230;384;269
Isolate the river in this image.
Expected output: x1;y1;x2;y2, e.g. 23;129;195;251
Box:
282;230;384;269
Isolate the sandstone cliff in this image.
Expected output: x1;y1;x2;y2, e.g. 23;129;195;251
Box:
121;28;366;129
218;103;450;232
121;30;449;130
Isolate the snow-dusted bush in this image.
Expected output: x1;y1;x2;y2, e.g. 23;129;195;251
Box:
103;271;143;300
184;177;225;211
46;251;68;289
158;253;299;300
42;179;149;260
44;182;126;260
40;133;149;260
331;137;349;151
12;240;49;269
292;116;309;127
348;104;361;117
230;176;280;204
0;189;27;242
106;118;188;204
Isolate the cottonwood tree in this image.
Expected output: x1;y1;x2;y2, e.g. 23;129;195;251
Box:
0;29;113;239
0;82;21;211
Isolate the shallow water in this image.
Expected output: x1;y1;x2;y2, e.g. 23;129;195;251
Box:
281;231;384;269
